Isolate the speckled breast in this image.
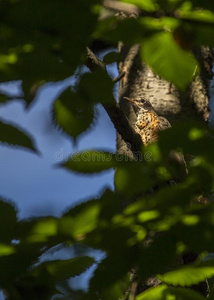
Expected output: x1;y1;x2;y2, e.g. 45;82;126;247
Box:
135;111;159;145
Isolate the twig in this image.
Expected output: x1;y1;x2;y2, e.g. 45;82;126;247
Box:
86;47;106;71
112;71;125;83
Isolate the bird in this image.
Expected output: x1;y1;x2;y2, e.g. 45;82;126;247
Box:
124;97;187;181
124;97;171;145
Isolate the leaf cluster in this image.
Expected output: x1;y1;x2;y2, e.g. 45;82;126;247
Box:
1;121;214;299
0;0;214;299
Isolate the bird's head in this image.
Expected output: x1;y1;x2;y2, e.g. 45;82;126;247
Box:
124;97;153;112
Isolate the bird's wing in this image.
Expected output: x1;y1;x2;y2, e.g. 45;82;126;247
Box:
158;116;171;131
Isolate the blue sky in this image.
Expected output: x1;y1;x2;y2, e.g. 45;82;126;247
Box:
0;64;117;219
0;55;118;297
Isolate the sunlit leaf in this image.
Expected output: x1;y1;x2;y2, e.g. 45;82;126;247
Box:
168;287;207;300
60;190;121;242
141;31;198;90
179;8;214;23
158;259;214;286
137;284;207;300
138;210;160;222
136;284;169;300
0;119;37;152
27;217;58;243
60;200;101;239
0;244;15;257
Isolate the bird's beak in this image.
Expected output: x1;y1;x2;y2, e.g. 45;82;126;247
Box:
124;97;141;108
124;97;135;104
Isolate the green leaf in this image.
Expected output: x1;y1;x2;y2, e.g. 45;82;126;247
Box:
136;284;168;300
0;93;13;103
53;290;88;300
171;219;214;254
141;31;198;90
137;285;207;300
138;16;179;34
172;10;214;48
90;267;130;300
59;200;101;239
5;268;57;299
25;217;58;243
0;241;48;286
79;70;115;105
190;1;214;10
61;189;121;242
89;245;132;300
53;88;95;139
103;51;120;64
159;121;214;168
193;23;214;48
0;244;15;257
94;17;145;45
168;287;207;300
0;199;17;243
114;160;156;199
158;259;214;286
0;119;37;152
179;8;214;23
138;233;178;280
59;150;116;174
95;16;178;47
0;0;100;103
38;256;95;280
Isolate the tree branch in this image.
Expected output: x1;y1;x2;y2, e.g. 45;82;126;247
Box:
85;47;106;71
112;71;125;83
85;47;142;154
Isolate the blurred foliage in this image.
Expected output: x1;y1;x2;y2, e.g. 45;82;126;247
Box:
136;284;207;300
53;88;95;140
0;0;214;299
0;120;38;152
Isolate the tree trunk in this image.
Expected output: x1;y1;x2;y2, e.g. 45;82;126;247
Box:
117;44;213;155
